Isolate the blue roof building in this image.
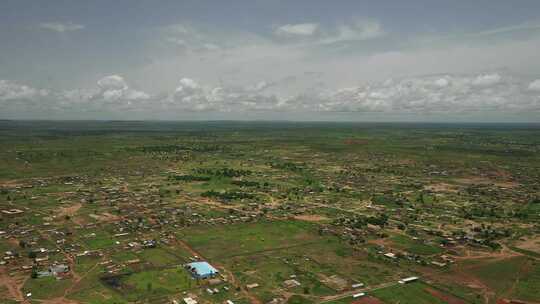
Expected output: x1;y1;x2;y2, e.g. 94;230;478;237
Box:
185;261;219;279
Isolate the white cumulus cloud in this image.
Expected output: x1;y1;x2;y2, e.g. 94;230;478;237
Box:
0;80;48;101
94;75;150;104
471;73;502;86
434;78;450;88
274;23;319;36
304;73;538;114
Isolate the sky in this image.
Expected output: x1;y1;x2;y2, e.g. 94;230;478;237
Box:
1;0;540;122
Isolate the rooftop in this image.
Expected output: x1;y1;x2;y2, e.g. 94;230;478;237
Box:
186;261;219;278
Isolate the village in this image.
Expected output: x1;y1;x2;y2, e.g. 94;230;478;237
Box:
0;122;539;304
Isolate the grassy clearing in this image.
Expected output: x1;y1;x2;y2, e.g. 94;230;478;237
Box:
74;255;101;274
137;247;184;267
181;220;322;259
111;251;139;263
22;276;73;299
371;282;447;304
470;256;528;292
510;259;540;302
121;268;194;301
82;230;116;250
389;234;444;256
69;287;129;304
68;265;129;304
431;282;483;304
287;295;314;304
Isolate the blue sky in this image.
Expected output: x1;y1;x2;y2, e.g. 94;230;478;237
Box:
1;0;540;121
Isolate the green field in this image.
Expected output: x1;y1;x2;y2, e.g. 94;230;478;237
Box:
371;282;448;304
122;268;194;298
181;220;323;259
389;234;444;256
511;259;540;301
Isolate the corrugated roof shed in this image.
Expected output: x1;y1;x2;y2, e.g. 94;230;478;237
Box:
186;261;219;278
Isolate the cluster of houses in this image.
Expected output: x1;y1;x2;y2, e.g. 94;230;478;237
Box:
36;263;70;278
0;173;277;287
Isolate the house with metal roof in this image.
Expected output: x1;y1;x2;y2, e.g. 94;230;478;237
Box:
185;261;219;279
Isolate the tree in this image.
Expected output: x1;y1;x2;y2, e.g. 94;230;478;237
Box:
31;267;38;279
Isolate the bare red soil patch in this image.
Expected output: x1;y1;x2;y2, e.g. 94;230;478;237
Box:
88;212;120;222
497;299;533;304
0;180;24;187
0;268;27;303
352;296;384;304
58;203;82;218
425;287;466;304
513;236;540;255
453;176;519;188
294;214;329;222
41;297;79;304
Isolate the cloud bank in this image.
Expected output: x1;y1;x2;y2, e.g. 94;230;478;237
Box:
1;72;539;121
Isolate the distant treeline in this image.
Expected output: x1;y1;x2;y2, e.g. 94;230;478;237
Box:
435;145;535;157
